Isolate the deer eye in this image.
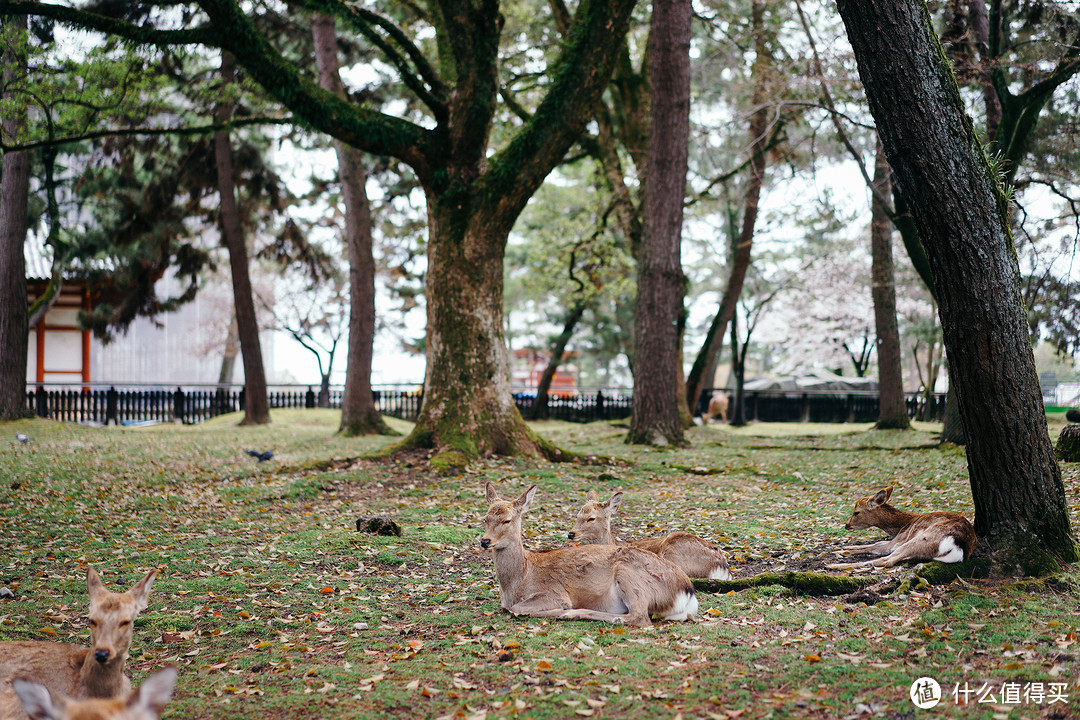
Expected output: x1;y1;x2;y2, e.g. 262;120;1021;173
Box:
587;518;595;522
119;620;131;627
501;519;511;525
88;619;98;627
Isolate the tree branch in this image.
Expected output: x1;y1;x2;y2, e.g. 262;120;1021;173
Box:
293;0;447;118
195;0;436;178
0;1;219;46
0;115;295;153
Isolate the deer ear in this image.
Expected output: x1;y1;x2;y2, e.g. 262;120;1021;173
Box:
485;481;500;503
585;489;599;502
130;667;177;715
869;488;890;508
515;485;537;514
86;566;105;600
608;492;624;511
883;485;894;502
12;679;63;720
128;569;156;613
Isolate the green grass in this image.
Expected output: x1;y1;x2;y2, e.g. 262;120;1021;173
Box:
1;411;1078;719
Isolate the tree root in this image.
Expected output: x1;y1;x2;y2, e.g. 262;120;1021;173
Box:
692;571;875;596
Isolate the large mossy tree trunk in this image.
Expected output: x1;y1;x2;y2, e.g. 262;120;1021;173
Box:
627;0;692;447
870;137;910;430
215;51;270;426
312;14;392;437
836;0;1079;573
0;17;31;420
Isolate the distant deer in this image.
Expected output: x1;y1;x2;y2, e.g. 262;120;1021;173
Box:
12;667;176;720
481;483;698;627
703;392;729;423
826;486;977;570
0;568;156;720
569;490;733;580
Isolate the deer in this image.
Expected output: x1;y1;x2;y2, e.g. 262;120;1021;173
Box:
826;486;977;570
480;482;698;627
703;392;729;423
0;567;156;720
11;667;176;720
568;490;733;580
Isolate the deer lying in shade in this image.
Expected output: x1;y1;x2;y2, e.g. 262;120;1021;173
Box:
481;482;698;627
826;486;976;570
12;667;176;720
0;568;156;720
569;490;733;580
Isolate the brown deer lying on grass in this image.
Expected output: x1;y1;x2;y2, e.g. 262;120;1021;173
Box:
481;483;698;627
0;568;156;720
826;486;977;570
12;667;176;720
569;490;733;580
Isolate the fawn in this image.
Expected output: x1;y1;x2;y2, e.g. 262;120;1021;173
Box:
0;567;156;720
481;482;698;627
826;486;977;570
12;667;176;720
569;490;733;580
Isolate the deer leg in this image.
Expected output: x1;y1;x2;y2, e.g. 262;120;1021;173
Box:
839;539;897;556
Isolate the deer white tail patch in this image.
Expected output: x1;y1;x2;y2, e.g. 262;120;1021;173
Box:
709;566;733;581
664;589;698;621
934;536;965;563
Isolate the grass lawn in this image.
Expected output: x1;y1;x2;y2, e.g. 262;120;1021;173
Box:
1;410;1078;719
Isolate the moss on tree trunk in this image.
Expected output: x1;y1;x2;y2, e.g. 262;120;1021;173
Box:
693;572;874;596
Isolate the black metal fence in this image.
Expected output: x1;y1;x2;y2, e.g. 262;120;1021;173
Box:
23;384;424;426
25;383;946;426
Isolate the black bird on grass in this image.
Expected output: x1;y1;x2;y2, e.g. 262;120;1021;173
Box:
245;449;273;462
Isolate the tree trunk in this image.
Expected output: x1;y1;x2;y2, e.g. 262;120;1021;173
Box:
398;204;559;464
685;0;769;411
217;314;239;384
215;51;270;425
311;14;391;437
870;137;910;430
836;0;1078;572
729;311;747;427
0;16;31;420
528;301;585;421
627;0;691;447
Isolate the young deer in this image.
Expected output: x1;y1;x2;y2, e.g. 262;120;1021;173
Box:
0;567;156;720
569;490;733;580
481;483;698;627
826;486;977;570
12;667;176;720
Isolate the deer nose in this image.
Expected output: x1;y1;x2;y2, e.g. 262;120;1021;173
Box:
480;538;491;549
567;532;576;539
94;649;110;664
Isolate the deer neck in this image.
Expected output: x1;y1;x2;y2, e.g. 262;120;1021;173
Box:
876;505;918;537
78;649;128;698
491;538;532;606
596;524;617;545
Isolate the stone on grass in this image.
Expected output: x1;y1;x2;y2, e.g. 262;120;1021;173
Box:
356;515;402;537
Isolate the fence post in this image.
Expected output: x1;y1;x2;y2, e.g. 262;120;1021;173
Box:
239;387;246;413
595;390;606;421
35;385;47;418
173;387;186;423
106;387;118;425
305;386;316;409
